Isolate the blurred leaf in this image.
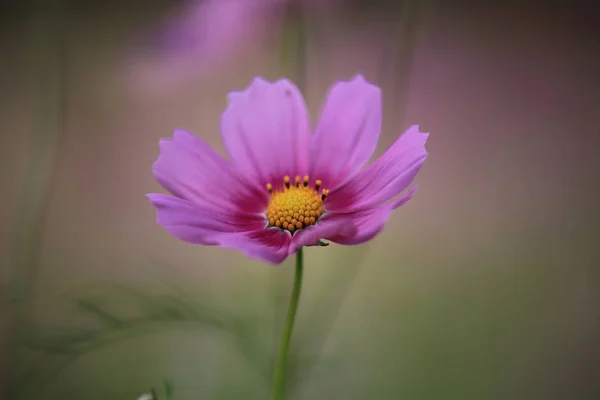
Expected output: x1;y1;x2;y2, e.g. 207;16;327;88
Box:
286;247;367;394
163;379;174;400
25;325;103;354
77;298;125;328
285;352;345;392
16;281;272;398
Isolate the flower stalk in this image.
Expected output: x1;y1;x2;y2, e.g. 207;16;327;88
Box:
271;248;304;400
271;5;307;399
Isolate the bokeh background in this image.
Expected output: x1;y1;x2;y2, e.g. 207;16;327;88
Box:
1;1;599;399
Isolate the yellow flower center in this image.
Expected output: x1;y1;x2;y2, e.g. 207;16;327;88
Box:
265;175;329;233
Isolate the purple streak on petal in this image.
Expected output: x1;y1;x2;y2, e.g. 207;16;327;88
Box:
221;77;312;189
152;129;268;213
148;193;291;263
326;125;428;213
147;194;266;245
288;213;357;254
220;228;292;264
310;75;382;191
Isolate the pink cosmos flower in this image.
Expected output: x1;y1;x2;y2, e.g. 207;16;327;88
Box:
128;0;343;91
147;75;429;264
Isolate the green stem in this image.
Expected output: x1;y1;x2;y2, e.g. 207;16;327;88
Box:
271;248;304;400
277;1;306;87
8;3;66;397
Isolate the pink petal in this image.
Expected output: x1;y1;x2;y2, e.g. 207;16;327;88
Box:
147;194;266;245
310;75;382;191
325;125;428;213
220;228;292;264
148;194;290;263
153;129;267;213
220;77;311;190
325;205;396;246
388;186;418;210
288;213;357;254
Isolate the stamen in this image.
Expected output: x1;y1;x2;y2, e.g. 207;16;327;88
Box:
265;175;329;234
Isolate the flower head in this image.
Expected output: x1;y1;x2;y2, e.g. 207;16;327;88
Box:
127;0;344;91
148;75;429;264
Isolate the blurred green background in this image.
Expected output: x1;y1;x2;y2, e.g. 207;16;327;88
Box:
1;1;599;399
